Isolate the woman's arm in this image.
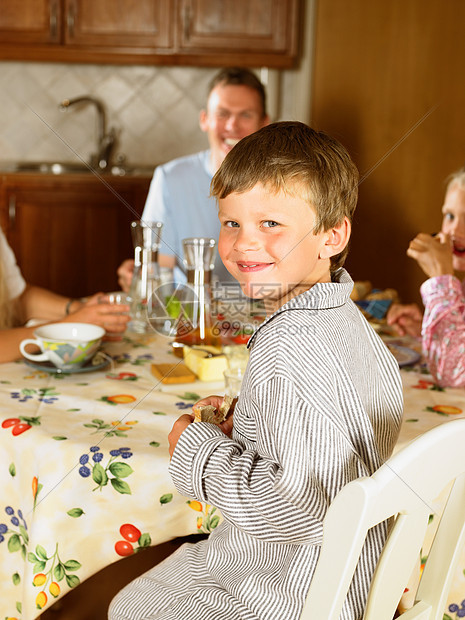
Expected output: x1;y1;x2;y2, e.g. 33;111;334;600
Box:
1;287;130;363
0;286;77;362
17;285;80;322
17;286;130;332
0;324;43;363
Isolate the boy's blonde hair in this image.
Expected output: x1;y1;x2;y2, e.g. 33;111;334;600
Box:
211;121;359;270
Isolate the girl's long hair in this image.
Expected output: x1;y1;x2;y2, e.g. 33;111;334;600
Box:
0;256;16;329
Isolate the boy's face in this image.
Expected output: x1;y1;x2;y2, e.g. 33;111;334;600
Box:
218;183;334;313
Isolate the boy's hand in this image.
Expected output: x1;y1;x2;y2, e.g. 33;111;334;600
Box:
168;414;194;458
407;232;454;278
386;303;423;337
219;413;234;437
194;394;227;411
168;396;237;458
193;395;236;437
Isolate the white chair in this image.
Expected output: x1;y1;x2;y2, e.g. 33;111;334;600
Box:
301;419;465;620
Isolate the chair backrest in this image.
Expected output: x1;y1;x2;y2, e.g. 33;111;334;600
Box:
300;419;465;620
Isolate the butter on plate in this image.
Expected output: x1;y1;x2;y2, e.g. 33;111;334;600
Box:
182;345;228;382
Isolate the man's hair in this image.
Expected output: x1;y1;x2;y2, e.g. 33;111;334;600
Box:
208;67;267;118
211;121;359;270
446;168;465;193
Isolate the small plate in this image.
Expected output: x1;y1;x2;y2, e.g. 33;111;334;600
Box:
387;344;421;368
23;355;110;374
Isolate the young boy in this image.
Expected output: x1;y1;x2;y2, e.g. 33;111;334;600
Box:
110;122;403;620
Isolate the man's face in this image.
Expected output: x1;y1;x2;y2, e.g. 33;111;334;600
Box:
200;83;268;172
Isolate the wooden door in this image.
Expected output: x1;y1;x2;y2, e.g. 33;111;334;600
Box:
0;0;61;44
311;0;465;305
64;0;174;49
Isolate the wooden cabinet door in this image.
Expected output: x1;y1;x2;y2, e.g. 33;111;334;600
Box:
0;0;301;66
0;0;61;44
3;175;149;299
178;0;299;55
64;0;174;49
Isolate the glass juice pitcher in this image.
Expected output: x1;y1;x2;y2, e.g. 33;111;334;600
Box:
173;237;221;354
128;220;163;333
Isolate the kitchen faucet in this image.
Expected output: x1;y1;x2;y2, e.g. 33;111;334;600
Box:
59;96;118;170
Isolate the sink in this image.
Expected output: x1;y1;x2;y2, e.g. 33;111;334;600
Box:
15;162;90;174
11;162;154;177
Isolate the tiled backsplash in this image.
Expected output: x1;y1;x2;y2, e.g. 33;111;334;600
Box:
0;62;305;168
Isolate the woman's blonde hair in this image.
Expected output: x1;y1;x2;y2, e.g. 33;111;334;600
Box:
210;121;359;270
0;258;15;329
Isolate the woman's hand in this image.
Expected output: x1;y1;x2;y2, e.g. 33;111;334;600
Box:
64;294;130;335
386;302;423;337
407;232;454;278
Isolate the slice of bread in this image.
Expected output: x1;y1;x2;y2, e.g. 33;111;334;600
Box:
193;405;223;424
218;394;234;418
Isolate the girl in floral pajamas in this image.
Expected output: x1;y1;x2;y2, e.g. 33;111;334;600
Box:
388;168;465;387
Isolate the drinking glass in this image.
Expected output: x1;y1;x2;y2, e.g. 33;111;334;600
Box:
97;291;131;339
224;368;243;398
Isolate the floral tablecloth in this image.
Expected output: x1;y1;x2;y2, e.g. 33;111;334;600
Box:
0;333;224;620
1;333;465;619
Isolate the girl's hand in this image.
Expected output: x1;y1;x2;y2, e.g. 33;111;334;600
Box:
386;303;423;337
407;232;454;278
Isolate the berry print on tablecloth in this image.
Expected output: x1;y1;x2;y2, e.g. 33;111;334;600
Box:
78;446;134;494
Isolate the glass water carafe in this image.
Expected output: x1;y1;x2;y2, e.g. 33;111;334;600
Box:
173;237;221;353
128;220;163;333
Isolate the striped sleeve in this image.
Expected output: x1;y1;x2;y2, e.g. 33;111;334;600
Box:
170;374;372;545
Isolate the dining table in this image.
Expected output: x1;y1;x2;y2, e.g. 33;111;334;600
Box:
1;329;465;619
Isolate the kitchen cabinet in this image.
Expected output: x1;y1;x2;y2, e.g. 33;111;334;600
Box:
0;0;172;54
0;0;301;68
65;0;173;50
0;0;61;45
0;173;151;299
178;0;297;58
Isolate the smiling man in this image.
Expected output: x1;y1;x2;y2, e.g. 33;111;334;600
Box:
118;67;269;288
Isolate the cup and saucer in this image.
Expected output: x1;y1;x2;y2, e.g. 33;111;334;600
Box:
20;323;111;374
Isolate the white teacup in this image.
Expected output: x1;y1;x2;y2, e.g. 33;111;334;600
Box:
20;323;105;370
